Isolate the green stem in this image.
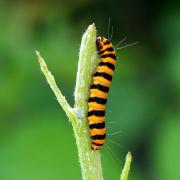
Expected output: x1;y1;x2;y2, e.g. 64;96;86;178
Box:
35;50;76;123
73;23;103;180
120;152;132;180
36;24;103;180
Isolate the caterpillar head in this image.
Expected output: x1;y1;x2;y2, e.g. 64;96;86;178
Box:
96;37;110;51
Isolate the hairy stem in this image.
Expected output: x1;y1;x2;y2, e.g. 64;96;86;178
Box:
36;24;103;180
73;23;103;180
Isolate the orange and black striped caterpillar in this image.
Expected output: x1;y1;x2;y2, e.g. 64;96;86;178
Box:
88;37;116;150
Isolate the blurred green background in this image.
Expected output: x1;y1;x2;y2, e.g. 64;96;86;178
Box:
0;0;180;180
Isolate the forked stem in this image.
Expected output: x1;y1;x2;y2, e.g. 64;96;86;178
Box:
36;23;132;180
36;24;103;180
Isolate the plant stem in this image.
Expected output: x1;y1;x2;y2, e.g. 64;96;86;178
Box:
36;24;103;180
73;23;103;180
120;152;132;180
35;50;76;122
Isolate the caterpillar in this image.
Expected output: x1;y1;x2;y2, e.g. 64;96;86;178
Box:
88;37;116;150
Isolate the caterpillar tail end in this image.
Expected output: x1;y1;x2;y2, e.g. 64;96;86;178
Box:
91;144;102;150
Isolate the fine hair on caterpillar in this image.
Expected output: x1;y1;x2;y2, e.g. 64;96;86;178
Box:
107;19;138;51
101;137;124;168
